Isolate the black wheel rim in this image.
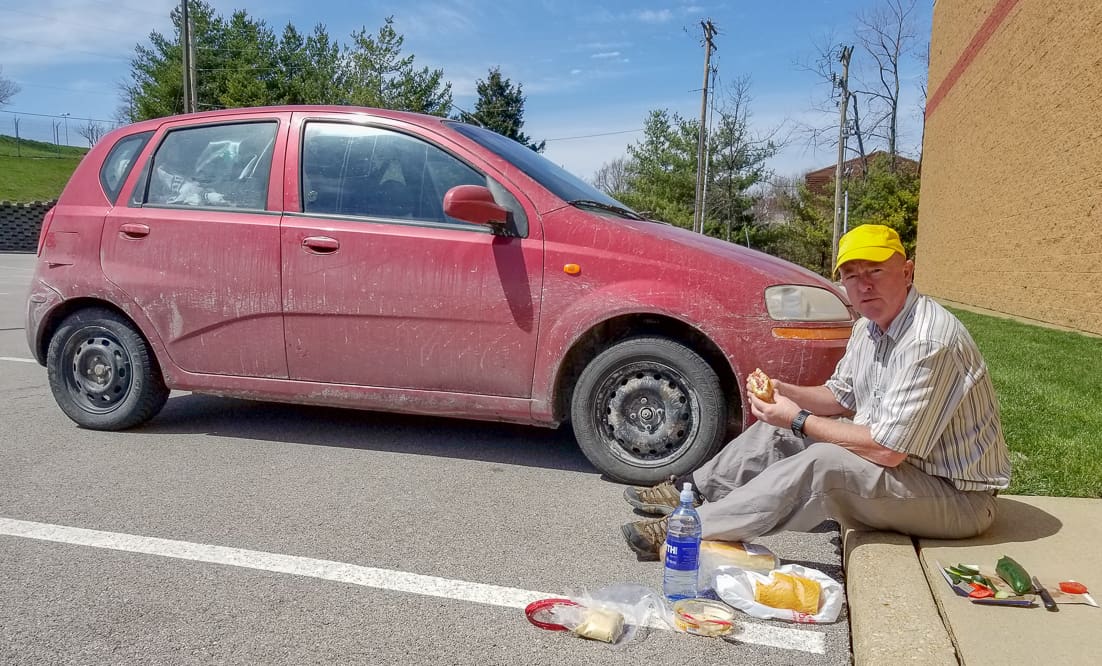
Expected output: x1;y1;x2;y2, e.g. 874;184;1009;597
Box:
61;326;134;414
591;360;701;468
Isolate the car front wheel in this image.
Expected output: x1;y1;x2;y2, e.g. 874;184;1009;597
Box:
570;336;727;485
46;308;169;430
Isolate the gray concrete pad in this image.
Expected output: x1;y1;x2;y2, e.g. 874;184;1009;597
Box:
843;527;955;665
919;496;1102;666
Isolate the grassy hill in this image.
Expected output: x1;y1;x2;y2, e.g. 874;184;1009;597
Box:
0;135;88;202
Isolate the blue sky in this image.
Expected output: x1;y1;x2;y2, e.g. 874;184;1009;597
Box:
0;0;932;181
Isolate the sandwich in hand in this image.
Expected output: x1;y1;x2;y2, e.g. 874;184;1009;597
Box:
747;368;775;403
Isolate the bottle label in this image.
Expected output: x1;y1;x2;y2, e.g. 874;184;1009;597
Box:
664;534;700;572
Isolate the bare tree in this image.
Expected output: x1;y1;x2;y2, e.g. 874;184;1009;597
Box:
796;37;870;173
77;120;109;147
754;175;801;225
592;157;632;196
0;65;20;107
853;0;919;167
796;0;925;174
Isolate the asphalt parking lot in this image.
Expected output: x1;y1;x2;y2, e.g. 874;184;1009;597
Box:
0;252;851;665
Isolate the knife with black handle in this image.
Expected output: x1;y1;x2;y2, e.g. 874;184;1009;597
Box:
1033;576;1059;612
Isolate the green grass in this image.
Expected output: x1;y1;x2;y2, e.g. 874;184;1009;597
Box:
0;134;87;202
950;308;1102;498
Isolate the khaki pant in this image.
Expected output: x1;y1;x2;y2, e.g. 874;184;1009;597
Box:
692;421;997;542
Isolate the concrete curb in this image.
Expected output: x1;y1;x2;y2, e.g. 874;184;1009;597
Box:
842;526;956;665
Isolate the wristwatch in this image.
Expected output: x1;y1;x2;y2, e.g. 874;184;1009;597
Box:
791;409;813;437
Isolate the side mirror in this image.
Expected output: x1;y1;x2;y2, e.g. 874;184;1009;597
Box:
443;185;508;227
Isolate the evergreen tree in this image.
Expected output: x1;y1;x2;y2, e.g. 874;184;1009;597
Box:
123;1;221;120
273;23;343;105
342;16;452;115
618;109;699;229
122;6;451;120
703;79;777;241
466;67;544;152
210;10;278;110
767;153;920;277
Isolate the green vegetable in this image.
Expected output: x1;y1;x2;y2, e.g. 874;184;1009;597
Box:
995;555;1033;595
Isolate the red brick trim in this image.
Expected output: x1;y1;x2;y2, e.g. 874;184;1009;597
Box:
925;0;1022;118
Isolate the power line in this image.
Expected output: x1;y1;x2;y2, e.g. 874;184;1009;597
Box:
543;128;643;142
0;109;117;124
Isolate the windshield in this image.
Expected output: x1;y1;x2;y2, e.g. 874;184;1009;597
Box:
447;121;637;216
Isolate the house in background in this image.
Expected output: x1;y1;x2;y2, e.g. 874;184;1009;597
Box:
917;0;1101;336
804;150;918;196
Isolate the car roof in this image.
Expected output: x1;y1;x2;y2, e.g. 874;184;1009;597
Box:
122;105;449;134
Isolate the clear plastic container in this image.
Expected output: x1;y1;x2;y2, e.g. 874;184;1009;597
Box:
672;598;737;637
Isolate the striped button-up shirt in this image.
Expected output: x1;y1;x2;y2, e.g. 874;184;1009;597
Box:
826;288;1011;491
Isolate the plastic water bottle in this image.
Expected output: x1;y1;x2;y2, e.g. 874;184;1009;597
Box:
663;483;703;601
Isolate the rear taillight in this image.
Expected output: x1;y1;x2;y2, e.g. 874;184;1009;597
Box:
36;207;55;256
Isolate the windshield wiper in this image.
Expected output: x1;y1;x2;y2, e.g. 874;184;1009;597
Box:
567;199;647;221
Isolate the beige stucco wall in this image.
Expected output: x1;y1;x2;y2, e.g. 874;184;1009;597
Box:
916;0;1102;335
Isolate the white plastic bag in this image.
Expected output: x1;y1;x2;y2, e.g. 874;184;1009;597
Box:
712;563;844;624
556;584;671;644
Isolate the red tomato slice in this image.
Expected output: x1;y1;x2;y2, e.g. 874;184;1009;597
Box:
1059;581;1088;594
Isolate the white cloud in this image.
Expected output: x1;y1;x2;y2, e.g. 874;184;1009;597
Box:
590;51;621;59
393;2;478;39
0;1;175;67
635;9;674;24
577;41;631;52
570;69;583;75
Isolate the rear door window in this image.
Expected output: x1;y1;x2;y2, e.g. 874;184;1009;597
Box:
142;122;277;210
99;131;153;203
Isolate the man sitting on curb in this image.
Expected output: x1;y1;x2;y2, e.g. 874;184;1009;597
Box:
621;224;1011;560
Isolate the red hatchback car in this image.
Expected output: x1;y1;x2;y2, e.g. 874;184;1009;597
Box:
26;106;855;484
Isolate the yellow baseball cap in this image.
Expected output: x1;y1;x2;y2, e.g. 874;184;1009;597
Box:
835;224;905;273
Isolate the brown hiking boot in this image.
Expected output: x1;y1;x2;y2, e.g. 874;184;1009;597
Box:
620;516;669;561
623;478;700;516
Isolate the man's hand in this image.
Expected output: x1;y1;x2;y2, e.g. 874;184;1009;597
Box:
749;392;801;430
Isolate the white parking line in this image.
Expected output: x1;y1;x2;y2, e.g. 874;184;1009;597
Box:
0;517;824;654
0;357;36;363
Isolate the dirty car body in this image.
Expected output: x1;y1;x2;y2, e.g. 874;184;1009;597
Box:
26;106;855;484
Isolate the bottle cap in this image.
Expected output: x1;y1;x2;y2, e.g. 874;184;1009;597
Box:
680;482;694;504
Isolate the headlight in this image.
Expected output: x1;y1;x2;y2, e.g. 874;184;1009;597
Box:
765;285;851;322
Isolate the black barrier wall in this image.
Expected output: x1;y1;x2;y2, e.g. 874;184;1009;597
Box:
0;201;54;252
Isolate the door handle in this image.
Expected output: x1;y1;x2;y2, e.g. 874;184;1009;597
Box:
302;235;340;253
119;223;150;238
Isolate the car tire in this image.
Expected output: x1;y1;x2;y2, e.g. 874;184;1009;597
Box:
46;308;169;430
571;336;727;485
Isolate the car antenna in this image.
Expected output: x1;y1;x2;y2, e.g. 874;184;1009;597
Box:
450;104;484;128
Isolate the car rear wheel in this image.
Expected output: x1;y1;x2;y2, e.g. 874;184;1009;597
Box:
571;336;727;485
47;308;169;430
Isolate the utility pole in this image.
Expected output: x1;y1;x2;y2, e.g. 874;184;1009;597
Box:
830;45;853;272
188;8;198;113
180;0;197;113
693;19;717;234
